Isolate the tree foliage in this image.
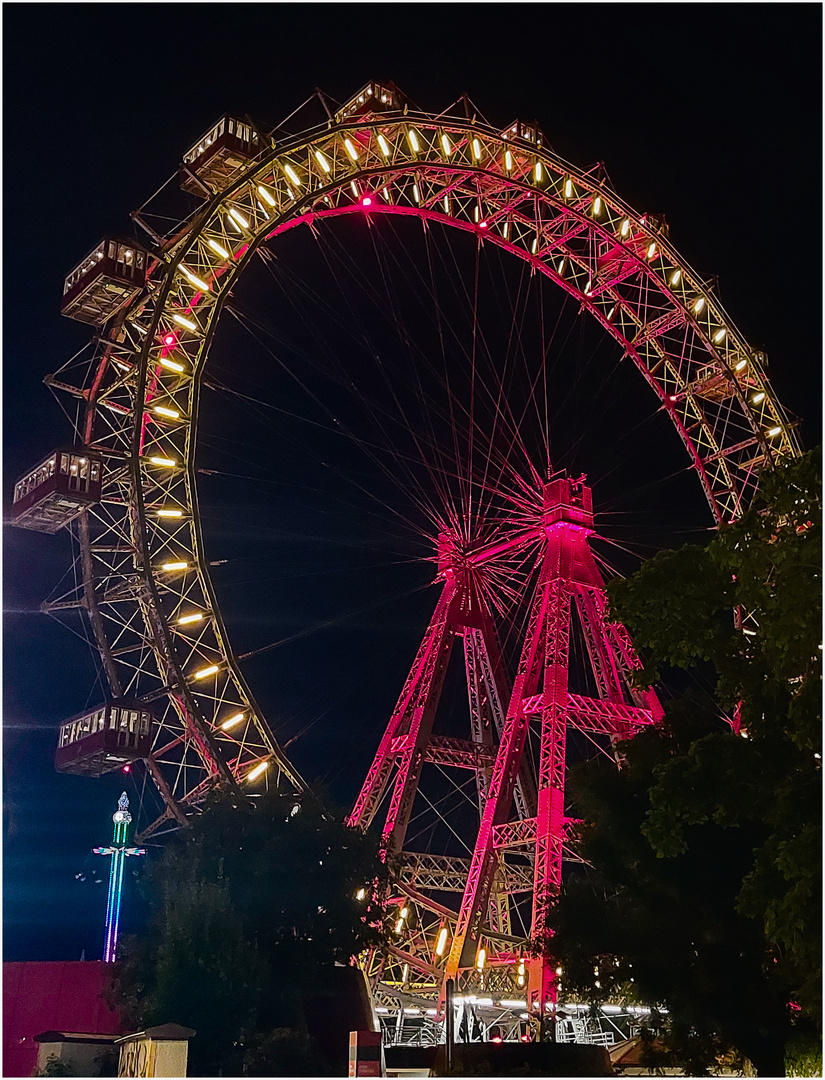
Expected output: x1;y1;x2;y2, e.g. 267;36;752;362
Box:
547;449;821;1076
113;788;388;1076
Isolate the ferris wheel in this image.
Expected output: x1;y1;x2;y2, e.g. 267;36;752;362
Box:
10;79;800;865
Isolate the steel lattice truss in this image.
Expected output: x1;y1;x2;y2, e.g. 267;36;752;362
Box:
348;477;663;1017
41;82;799;841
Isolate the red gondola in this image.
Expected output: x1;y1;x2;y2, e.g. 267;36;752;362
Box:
55;699;154;777
9;447;103;533
500;119;544;148
179;115;262;197
333;81;402;124
60;239;148;325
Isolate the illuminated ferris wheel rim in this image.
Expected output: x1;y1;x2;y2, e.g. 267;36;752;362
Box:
142;111;799;503
64;85;800;836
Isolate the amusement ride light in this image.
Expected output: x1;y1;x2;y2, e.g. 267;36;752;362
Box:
180;265;210;291
193;664;220;680
246;760;270;782
227;207;249;229
220;712;245;731
283;162;301;187
158;357;185;373
207;238;230;259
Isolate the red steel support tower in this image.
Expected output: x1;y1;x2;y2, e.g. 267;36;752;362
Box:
350;476;662;1018
446;478;662;1016
348;531;534;854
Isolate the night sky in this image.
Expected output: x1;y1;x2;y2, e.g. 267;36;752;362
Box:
3;6;821;962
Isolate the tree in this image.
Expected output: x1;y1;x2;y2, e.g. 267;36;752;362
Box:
546;448;821;1076
113;788;388;1076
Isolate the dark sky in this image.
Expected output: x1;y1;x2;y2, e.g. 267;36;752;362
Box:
3;5;821;961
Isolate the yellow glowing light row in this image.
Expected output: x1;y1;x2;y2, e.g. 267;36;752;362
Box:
160;121;786;538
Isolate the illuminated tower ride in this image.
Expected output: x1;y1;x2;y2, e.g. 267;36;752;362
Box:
93;792;145;963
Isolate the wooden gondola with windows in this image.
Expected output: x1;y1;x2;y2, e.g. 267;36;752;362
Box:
55;699;154;777
60;239;148;325
333;81;402;124
179;115;263;196
9;447;103;533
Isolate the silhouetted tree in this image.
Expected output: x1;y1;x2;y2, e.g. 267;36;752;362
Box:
114;788;388;1076
547;449;821;1077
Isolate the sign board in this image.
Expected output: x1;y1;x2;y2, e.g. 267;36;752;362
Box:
117;1023;195;1077
349;1029;383;1077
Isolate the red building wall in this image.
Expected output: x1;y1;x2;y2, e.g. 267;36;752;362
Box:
3;961;122;1077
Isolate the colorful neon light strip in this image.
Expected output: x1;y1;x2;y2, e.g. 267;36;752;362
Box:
93;792;145;963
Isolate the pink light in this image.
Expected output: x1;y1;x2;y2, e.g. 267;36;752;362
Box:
361;196;373;208
122;764;131;774
479;221;488;230
491;1036;503;1044
163;334;175;346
